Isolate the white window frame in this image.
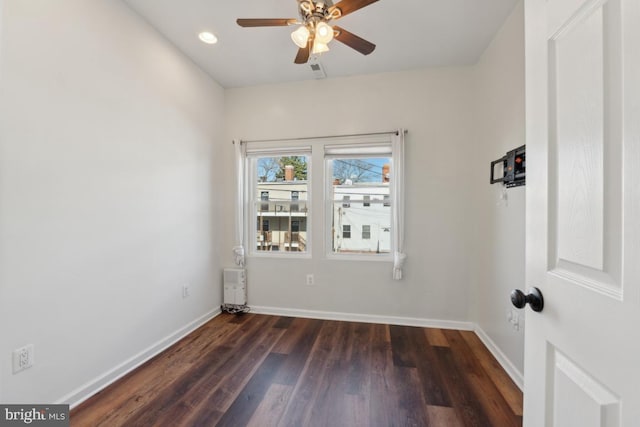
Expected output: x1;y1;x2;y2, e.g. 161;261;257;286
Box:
245;145;312;258
324;137;395;261
238;131;404;277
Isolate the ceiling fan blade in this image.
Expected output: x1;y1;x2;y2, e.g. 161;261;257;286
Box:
333;26;376;55
329;0;379;19
294;43;311;64
236;18;297;27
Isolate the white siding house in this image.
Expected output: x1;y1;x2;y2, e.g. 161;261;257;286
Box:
255;181;308;251
332;183;391;253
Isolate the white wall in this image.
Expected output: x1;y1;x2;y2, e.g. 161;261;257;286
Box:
0;0;225;404
470;1;526;379
224;68;477;322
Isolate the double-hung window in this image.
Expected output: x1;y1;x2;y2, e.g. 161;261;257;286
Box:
325;140;393;257
247;146;311;255
238;131;405;278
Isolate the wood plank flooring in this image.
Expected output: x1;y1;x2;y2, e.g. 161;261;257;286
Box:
71;313;523;426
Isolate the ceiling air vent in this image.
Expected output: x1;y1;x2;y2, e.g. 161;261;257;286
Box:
309;62;327;79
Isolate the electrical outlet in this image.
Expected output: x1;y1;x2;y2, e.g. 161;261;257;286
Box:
306;274;314;286
182;284;190;298
13;344;34;374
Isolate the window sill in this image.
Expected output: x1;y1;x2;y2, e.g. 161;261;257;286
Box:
325;253;393;262
249;251;312;260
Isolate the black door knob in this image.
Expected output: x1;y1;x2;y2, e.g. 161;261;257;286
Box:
510;287;544;312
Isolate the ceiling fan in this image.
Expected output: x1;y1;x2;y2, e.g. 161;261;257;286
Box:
237;0;379;64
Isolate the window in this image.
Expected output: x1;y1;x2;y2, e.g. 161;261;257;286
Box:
362;225;371;239
327;150;392;256
241;133;403;265
249;150;310;254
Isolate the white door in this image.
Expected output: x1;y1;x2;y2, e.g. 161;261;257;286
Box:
524;0;640;425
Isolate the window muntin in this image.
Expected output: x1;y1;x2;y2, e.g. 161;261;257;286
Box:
251;155;309;254
327;156;391;255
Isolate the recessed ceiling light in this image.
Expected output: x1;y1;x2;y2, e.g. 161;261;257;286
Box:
198;31;218;44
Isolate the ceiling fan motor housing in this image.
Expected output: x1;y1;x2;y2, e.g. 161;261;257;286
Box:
298;1;339;26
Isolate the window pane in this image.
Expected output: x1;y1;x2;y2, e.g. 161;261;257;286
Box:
255;155;309;253
362;225;371;239
329;157;391;254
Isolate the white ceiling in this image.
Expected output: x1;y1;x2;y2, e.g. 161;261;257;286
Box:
122;0;519;88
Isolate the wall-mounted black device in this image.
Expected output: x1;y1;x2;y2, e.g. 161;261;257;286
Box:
490;145;525;188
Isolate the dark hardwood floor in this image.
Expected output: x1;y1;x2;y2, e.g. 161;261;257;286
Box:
71;313;523;426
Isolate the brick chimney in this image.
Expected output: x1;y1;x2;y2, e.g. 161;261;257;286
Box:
382;164;390;183
284;165;295;181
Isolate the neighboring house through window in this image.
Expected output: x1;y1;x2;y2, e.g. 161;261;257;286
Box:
249;150;310;254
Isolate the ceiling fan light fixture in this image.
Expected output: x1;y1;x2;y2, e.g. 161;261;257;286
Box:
300;1;314;14
312;40;330;55
314;21;334;44
291;25;310;48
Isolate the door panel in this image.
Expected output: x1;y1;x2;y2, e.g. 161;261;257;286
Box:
547;0;623;298
551;2;604;271
548;348;620;427
524;0;639;425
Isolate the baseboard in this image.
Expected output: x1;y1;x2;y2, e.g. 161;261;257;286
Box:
250;305;475;331
474;325;524;391
59;308;221;409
